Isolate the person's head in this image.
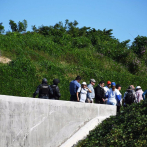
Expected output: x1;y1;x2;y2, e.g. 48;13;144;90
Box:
136;86;141;91
42;78;48;84
116;84;121;91
111;82;116;91
81;82;87;88
127;85;135;91
90;79;96;86
53;79;60;85
99;81;105;87
107;81;111;88
75;76;81;82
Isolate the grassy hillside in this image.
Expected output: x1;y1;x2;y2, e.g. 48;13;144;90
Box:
0;21;147;100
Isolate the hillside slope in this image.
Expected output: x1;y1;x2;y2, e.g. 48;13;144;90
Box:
0;21;147;100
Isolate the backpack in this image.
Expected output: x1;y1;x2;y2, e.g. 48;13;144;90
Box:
39;84;49;96
50;85;57;99
125;91;135;105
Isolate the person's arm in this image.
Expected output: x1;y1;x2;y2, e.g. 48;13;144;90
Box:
87;87;92;93
49;85;53;95
56;86;61;98
87;85;92;101
33;85;40;98
116;95;121;103
142;90;147;100
76;87;81;102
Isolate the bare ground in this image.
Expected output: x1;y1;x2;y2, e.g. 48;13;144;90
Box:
0;56;11;63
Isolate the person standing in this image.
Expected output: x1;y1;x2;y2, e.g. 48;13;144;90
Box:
87;79;96;103
116;84;122;112
106;82;121;106
77;82;92;103
135;86;143;103
50;79;61;100
33;78;53;99
95;81;105;104
69;76;81;101
123;85;136;106
103;81;111;103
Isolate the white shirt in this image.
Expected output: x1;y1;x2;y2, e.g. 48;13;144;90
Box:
107;88;120;104
104;86;109;95
115;89;122;105
77;87;88;103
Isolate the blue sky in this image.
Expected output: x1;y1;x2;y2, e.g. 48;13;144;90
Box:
1;0;147;45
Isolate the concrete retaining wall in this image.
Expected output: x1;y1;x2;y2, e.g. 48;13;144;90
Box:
0;95;116;147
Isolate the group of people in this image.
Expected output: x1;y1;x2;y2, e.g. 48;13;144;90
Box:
33;78;61;100
69;76;146;112
33;76;147;112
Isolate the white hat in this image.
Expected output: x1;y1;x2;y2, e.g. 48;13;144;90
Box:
82;82;87;85
136;86;141;89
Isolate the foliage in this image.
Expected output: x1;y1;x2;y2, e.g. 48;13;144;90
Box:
0;22;5;34
77;100;147;147
0;19;147;100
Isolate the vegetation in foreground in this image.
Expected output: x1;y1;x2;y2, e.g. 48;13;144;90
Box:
77;100;147;147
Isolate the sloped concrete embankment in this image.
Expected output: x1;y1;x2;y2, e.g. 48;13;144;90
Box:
0;95;116;147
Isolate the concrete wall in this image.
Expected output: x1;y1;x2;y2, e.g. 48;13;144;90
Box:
0;95;116;147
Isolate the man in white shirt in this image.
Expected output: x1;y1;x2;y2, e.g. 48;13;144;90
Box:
87;79;96;103
103;81;111;103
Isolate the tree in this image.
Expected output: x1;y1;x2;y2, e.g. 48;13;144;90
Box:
130;36;147;56
0;23;5;34
9;20;17;32
32;25;38;32
18;19;27;32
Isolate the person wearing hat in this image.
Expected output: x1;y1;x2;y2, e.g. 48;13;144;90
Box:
135;86;143;103
33;78;53;99
77;82;92;103
49;79;61;100
70;76;82;101
116;84;122;112
95;81;106;104
106;82;121;106
87;79;96;103
103;81;111;103
123;85;136;106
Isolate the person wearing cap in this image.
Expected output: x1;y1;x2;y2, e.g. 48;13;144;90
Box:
49;79;61;100
33;78;53;99
123;85;136;106
116;84;122;112
95;81;105;104
106;82;121;106
87;79;96;103
103;81;111;103
135;86;143;103
77;82;92;103
70;76;81;101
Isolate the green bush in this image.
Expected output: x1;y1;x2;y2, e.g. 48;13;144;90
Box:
77;100;147;147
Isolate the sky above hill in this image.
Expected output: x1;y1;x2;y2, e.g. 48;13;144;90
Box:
1;0;147;45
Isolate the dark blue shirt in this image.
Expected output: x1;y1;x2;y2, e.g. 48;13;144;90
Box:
70;80;81;95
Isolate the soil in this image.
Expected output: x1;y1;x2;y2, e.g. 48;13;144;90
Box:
0;56;11;63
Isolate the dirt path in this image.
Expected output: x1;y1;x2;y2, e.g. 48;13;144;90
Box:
0;56;11;63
